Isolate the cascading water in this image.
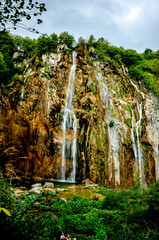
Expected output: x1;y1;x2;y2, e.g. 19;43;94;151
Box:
96;70;120;186
20;69;31;100
61;51;77;181
131;109;138;163
122;65;145;183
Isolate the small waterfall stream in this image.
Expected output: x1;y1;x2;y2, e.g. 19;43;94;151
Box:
20;69;31;100
122;65;145;183
61;51;77;181
96;71;120;186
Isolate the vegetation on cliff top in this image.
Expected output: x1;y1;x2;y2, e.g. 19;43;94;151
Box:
0;31;159;97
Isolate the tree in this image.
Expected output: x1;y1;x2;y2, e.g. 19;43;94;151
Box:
58;32;75;49
36;34;51;54
0;52;10;84
87;34;96;47
50;33;59;51
121;49;142;66
78;37;86;46
13;35;37;52
0;30;14;56
0;31;15;85
0;0;47;33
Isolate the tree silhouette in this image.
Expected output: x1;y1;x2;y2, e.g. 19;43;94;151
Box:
0;0;47;33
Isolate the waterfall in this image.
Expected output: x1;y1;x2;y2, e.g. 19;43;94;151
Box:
131;109;138;163
122;65;144;183
96;71;120;186
20;69;31;100
61;51;77;181
136;102;144;183
45;73;51;117
122;65;145;100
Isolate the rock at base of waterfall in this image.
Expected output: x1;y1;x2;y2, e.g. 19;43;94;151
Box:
29;186;43;194
46;189;56;195
81;178;98;187
43;182;54;188
31;183;42;188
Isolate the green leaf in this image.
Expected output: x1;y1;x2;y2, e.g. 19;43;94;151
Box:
0;207;11;216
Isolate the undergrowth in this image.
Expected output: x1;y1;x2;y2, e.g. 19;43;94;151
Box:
0;181;159;240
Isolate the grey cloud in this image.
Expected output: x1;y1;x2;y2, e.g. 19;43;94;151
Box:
12;0;159;53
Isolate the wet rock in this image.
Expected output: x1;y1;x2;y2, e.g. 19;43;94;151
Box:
42;53;62;67
56;188;66;192
81;178;98;187
47;189;56;194
31;183;42;188
43;182;54;188
29;187;43;194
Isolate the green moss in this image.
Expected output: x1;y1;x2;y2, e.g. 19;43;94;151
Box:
84;186;94;190
87;77;97;94
141;143;151;151
109;120;114;127
124;118;131;127
121;110;125;115
104;123;108;130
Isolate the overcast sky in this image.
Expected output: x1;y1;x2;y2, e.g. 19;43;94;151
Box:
12;0;159;53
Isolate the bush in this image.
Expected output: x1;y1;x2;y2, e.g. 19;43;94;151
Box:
0;181;159;239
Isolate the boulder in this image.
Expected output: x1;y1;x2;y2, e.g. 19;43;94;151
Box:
43;182;54;188
57;44;68;52
47;189;56;194
81;178;97;187
42;53;62;67
31;183;42;188
29;187;43;194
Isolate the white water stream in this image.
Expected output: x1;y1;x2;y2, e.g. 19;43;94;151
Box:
20;69;31;100
96;71;120;186
122;65;145;183
61;51;77;181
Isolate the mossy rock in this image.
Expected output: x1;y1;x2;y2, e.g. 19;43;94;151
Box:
87;77;97;95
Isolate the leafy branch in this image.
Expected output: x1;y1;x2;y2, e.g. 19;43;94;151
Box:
0;0;47;33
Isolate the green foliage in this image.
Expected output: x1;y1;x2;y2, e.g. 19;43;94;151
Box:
36;34;51;55
129;58;159;97
0;0;46;33
0;31;16;85
0;30;158;96
0;31;14;56
0;207;11;216
121;49;142;66
58;31;75;49
109;120;114;127
0;181;159;239
77;37;86;46
84;186;94;190
36;33;59;55
0;52;9;84
87;35;96;47
13;35;37;53
124;118;131;127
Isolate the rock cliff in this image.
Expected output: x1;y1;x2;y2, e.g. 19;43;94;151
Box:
0;47;158;188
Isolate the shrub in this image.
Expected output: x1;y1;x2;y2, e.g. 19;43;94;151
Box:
109;120;114;127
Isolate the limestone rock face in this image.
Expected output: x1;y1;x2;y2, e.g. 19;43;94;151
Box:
0;49;158;188
57;44;68;52
144;94;159;179
42;53;62;67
